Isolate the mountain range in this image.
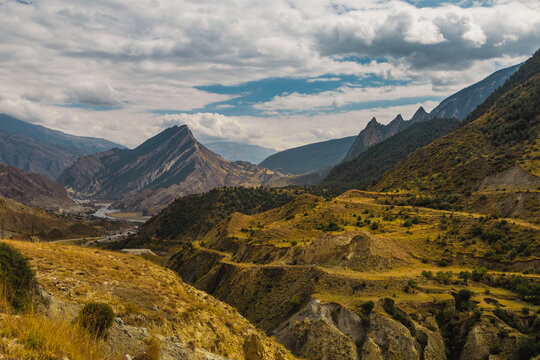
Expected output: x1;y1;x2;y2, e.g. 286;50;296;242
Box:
0;114;124;179
59;125;282;214
258;62;522;178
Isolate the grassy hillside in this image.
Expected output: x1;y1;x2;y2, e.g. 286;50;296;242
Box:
166;190;540;359
466;49;540;123
0;240;292;359
117;187;295;252
321;117;460;192
374;72;540;200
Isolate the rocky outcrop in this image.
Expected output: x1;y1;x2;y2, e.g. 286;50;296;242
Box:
480;165;540;191
274;298;447;360
344;108;432;161
297;231;412;271
275;299;363;359
460;317;525;360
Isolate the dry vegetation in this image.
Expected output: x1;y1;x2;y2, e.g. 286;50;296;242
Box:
1;240;292;360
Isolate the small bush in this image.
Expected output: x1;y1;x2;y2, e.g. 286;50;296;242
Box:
0;243;36;311
361;301;374;315
289;296;301;310
77;303;115;338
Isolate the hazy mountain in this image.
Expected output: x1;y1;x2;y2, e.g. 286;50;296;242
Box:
430;63;521;120
0;163;74;209
258;136;356;175
0;114;124;154
344;107;432;161
59;125;282;213
0;114;125;179
0;130;83;179
203;141;276;164
321;117;460;191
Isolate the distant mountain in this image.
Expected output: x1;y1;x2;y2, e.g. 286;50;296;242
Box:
59;125;282;214
344;107;432;161
0;130;82;179
0;163;74;209
0;114;125;179
430;64;521;120
0;114;124;154
374;52;540;209
259;136;356;175
321;117;460;191
203;141;276;164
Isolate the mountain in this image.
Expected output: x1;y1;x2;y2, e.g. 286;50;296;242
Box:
374;52;540;219
259;136;356;175
344;107;433;161
321;117;460;191
0;130;82;179
0;114;125;179
203;141;276;164
0;163;74;209
0;114;124;154
430;63;521;120
58;125;282;213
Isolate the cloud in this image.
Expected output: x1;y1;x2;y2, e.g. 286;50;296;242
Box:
64;82;123;107
253;83;450;113
0;0;537;149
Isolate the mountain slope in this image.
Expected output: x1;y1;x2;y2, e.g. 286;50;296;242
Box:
5;240;292;360
0;163;74;209
259;136;356;175
0;130;83;179
344;107;432;161
466;49;540;122
374;71;540;201
204;141;276;164
321;117;460;191
59;125;282;212
431;63;521;120
0;113;124;154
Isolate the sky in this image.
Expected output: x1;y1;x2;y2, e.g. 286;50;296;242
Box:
0;0;539;150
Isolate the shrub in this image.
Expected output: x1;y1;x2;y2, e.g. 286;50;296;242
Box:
289;296;301;310
370;222;379;230
0;243;36;311
361;301;374;315
77;303;115;338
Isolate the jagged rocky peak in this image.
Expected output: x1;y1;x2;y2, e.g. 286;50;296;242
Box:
410;106;432;123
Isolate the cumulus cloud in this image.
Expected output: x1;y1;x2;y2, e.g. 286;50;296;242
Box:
65;82;123;107
0;0;538;149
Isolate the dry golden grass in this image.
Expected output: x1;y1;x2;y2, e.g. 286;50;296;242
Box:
0;291;120;360
3;240;292;360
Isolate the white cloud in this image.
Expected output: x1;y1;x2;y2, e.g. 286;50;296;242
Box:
253;83;452;112
0;0;537;149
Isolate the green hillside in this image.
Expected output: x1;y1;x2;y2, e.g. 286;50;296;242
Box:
321;117;460;192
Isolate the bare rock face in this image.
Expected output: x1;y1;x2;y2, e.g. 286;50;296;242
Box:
460;318;524;360
367;313;421;360
480;165;540;191
361;335;384;360
275;299;361;360
299;230;412;271
243;333;288;360
411;320;446;360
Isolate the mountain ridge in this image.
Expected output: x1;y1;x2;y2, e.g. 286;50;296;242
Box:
59;125;282;213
